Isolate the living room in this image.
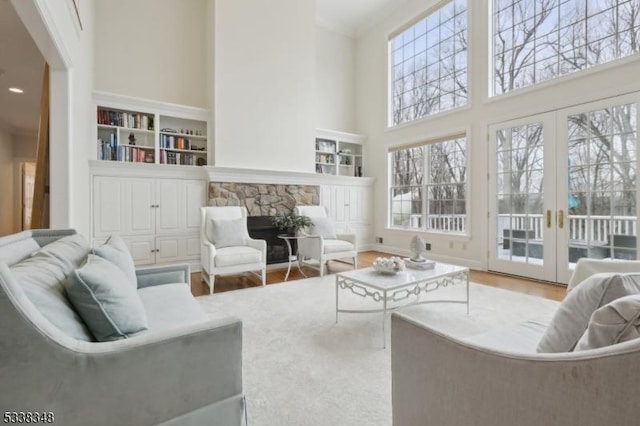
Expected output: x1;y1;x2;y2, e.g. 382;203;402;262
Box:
2;0;640;425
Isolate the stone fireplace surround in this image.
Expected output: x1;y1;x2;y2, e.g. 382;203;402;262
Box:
208;182;320;264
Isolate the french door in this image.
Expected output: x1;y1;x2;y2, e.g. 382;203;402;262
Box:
489;94;640;284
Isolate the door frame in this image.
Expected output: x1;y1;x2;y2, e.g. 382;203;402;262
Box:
488;112;557;282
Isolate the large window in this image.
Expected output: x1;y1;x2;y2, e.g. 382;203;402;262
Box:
389;0;468;126
389;136;468;233
494;0;640;95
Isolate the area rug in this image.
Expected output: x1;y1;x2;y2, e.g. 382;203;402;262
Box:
198;275;560;426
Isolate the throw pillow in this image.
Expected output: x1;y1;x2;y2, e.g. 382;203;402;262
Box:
93;235;137;288
310;216;337;239
64;255;148;342
574;294;640;351
209;217;248;248
537;273;640;353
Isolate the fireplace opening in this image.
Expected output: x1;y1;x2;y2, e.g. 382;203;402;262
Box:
247;216;296;265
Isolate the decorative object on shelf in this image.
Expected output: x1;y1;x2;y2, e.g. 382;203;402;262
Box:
128;133;136;146
271;212;313;236
196;157;206;166
405;235;435;270
409;235;426;261
373;256;406;275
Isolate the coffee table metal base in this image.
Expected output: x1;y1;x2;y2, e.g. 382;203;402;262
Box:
335;269;469;348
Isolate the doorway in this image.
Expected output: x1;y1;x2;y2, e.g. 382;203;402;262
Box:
489;93;639;284
20;162;36;230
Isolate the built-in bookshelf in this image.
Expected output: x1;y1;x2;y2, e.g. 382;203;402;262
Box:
315;129;366;177
95;93;210;167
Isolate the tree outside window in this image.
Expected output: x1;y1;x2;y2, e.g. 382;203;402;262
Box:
493;0;640;95
389;0;468;126
389;137;468;233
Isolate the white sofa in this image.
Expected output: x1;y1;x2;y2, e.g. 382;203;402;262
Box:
392;259;640;426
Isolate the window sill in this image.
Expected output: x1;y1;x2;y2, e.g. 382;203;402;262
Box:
384;227;471;242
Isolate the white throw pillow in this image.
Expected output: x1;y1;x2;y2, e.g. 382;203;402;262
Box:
209;217;248;248
574;294;640;351
310;217;337;239
537;273;640;353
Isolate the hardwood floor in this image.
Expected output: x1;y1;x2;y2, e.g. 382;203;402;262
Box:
191;251;566;302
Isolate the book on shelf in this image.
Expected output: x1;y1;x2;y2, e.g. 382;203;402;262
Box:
97;109;154;130
97;133;118;161
116;146;152;163
160;134;194;150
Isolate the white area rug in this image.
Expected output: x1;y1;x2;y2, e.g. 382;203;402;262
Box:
198;275;560;426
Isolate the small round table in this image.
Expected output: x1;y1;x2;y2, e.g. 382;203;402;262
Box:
277;234;308;281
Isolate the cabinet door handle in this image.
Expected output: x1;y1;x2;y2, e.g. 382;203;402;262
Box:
546;210;551;228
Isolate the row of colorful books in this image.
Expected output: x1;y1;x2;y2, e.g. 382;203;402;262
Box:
159;151;205;165
160;134;195;150
98;140;153;163
98;109;154;130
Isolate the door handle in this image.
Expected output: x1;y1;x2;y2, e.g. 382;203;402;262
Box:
557;210;564;229
546;210;551;228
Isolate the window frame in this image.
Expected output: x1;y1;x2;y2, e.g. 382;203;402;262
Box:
387;0;470;128
490;0;640;98
387;131;471;237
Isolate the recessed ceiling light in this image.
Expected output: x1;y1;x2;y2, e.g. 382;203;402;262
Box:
9;87;24;94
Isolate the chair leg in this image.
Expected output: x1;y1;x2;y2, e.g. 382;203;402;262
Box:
353;256;358;270
261;268;266;287
320;261;325;277
209;275;215;295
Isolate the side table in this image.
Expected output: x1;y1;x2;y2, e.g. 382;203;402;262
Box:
277;234;308;281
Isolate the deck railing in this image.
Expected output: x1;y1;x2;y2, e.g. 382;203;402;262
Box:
400;213;637;242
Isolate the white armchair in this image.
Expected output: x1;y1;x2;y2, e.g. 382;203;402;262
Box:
200;206;266;294
294;205;357;277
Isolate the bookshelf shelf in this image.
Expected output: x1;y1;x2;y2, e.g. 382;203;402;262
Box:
95;94;210;167
315;129;366;177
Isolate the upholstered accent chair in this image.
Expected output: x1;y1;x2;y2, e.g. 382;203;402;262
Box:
200;206;266;293
294;205;357;277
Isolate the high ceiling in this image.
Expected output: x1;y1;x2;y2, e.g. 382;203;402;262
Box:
316;0;408;36
0;0;43;133
0;0;403;132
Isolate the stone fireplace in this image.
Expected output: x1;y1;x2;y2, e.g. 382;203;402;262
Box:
208;182;320;264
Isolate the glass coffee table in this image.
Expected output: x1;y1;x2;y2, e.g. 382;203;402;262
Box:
335;262;469;348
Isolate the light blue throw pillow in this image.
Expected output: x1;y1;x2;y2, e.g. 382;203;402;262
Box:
64;255;148;342
93;235;137;288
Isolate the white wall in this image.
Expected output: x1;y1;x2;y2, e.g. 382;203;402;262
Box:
213;0;315;173
12;0;95;236
0;127;14;235
356;0;640;269
316;26;356;133
94;0;207;108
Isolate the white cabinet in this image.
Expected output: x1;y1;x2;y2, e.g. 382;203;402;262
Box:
93;175;206;268
320;181;374;249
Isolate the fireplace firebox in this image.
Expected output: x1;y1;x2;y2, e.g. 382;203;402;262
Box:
247;216;296;265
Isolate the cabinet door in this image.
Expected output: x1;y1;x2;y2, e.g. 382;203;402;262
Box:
93;177;154;237
182;180;206;232
155;234;200;264
126;179;155;235
156;179;205;234
155;180;181;234
320;185;348;232
122;235;156;266
93;177;125;238
347;186;373;225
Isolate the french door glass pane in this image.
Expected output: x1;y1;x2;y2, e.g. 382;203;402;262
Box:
567;103;638;264
496;122;545;263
